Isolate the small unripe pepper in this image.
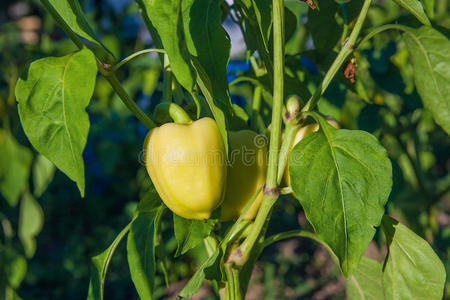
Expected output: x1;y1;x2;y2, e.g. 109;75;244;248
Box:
221;130;268;221
144;117;227;220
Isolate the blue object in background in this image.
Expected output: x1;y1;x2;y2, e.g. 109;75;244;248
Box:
300;56;318;74
227;60;250;83
231;95;245;107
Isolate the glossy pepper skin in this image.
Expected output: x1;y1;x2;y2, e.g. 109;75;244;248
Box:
144;117;227;220
284;118;340;187
221;130;268;221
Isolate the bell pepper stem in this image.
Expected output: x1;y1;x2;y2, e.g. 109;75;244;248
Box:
153;102;192;124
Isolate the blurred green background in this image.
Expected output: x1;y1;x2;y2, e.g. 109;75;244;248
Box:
0;0;448;299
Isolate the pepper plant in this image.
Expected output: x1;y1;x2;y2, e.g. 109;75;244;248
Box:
13;0;448;299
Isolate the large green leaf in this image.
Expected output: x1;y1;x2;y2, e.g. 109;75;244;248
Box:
127;209;163;300
402;26;450;135
18;193;44;258
346;257;384;300
182;0;231;153
252;0;272;52
289;114;392;276
381;216;446;300
16;48;97;197
40;0;114;62
0;131;32;206
183;0;231;107
173;214;217;257
140;0;195;92
87;223;130;300
392;0;431;25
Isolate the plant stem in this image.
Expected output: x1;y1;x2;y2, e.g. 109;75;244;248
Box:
110;48;165;72
39;1;157;131
279;186;293;195
228;0;285;269
262;229;319;248
100;222;131;300
102;71;156;130
232;194;277;267
302;0;372;113
224;264;242;300
162;53;173;102
266;0;285;190
251;85;262;131
357;24;410;49
229;76;261;87
276;123;299;185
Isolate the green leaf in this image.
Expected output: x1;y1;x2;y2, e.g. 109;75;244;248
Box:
289;113;392;276
178;248;223;298
87;223;130;300
140;0;195;92
16;48;97;197
137;185;163;214
252;0;272;53
173;214;217;257
381;215;446;300
402;26;450;135
392;0;431;25
127;208;163;300
239;0;272;55
1;246;27;289
306;1;341;55
420;0;434;18
33;154;55;198
0;131;32;206
183;0;231;107
346;257;384;300
18;193;44;258
229;103;249;130
182;0;232;154
40;0;114;62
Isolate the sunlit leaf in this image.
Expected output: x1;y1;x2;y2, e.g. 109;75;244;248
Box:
346;257;384;300
40;0;114;62
392;0;431;25
381;215;446;300
289;113;392;276
16;48;97;197
182;0;232;153
127;209;162;300
403;26;450;135
139;0;195;92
